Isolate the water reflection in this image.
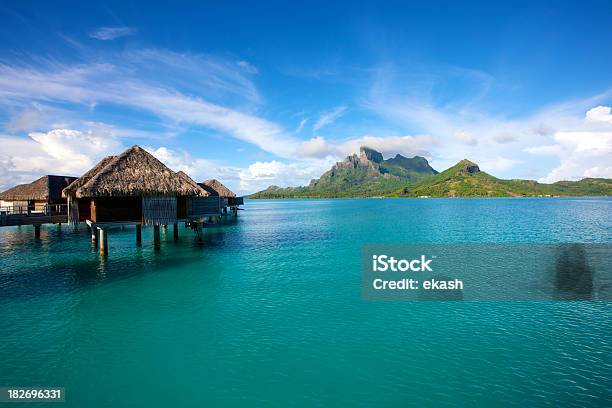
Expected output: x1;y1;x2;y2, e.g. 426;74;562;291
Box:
553;244;593;300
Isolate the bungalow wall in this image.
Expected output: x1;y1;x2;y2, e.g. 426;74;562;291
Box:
77;198;91;222
0;199;45;213
177;196;188;219
188;196;220;217
228;197;244;206
90;197;142;223
47;176;77;204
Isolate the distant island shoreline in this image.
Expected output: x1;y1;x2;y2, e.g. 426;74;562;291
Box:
250;147;612;199
249;195;611;199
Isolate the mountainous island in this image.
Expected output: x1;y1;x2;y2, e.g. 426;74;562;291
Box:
250;147;612;198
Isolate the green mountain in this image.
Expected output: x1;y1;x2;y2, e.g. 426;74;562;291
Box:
250;147;612;198
391;159;612;197
250;147;437;198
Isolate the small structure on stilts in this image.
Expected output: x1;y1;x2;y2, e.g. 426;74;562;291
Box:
0;175;77;235
1;145;245;255
198;179;244;217
62;145;216;255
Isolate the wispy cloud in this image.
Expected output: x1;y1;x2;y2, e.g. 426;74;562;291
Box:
313;106;347;132
0;51;299;158
297;134;434;160
236;60;258;74
295;118;308;133
89;26;136;40
363;63;612;180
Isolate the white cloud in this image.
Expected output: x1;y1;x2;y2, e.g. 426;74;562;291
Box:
493;133;517;144
236;60;258;74
143;146;336;194
313;106;347;132
585;105;612;124
237;159;335;192
145;146;226;182
455;130;478;146
479;157;521;173
297;134;434;160
525;145;561;155
297;136;332;158
529;130;612;183
584;166;612;178
295;118;308;133
0;129;123;190
342;135;434;159
29;129;122;173
6;109;44;132
0;54;300;158
364;63;612;180
89;27;136;41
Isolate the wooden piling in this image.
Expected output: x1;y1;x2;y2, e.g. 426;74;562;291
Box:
34;225;41;238
91;227;98;245
99;228;108;256
195;222;204;242
154;224;161;250
173;223;179;240
136;224;142;245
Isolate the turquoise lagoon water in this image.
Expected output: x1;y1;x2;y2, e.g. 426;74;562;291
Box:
0;198;611;407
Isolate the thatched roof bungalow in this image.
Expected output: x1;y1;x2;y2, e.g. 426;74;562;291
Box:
199;179;236;198
63;146;210;225
62;155;116;199
1;175;77;213
198;179;243;210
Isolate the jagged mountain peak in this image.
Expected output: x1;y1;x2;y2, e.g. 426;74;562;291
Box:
359;146;384;163
453;159;480;174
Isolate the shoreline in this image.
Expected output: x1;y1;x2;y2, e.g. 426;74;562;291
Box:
248;195;612;200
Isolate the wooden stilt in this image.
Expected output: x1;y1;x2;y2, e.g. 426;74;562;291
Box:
91;227;98;245
154;224;161;250
34;225;41;238
195;222;204;242
136;224;142;245
173;223;179;240
99;228;108;256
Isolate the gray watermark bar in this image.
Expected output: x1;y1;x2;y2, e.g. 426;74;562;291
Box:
0;388;65;403
361;244;612;301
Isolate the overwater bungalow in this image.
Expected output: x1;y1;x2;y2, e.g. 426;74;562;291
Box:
1;145;243;253
0;175;77;232
199;179;244;215
63;146;208;225
62;145;223;254
0;175;77;214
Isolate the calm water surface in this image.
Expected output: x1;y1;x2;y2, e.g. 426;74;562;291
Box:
0;198;611;407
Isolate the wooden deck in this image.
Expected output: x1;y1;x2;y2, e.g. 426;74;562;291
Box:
0;204;68;227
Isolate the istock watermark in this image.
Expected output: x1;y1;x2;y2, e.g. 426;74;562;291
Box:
361;244;612;301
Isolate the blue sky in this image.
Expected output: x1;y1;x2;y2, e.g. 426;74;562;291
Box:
1;0;611;193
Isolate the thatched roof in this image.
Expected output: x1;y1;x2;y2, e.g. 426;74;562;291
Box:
176;171;210;195
63;155;116;198
66;146;209;198
198;179;236;198
1;175;77;201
